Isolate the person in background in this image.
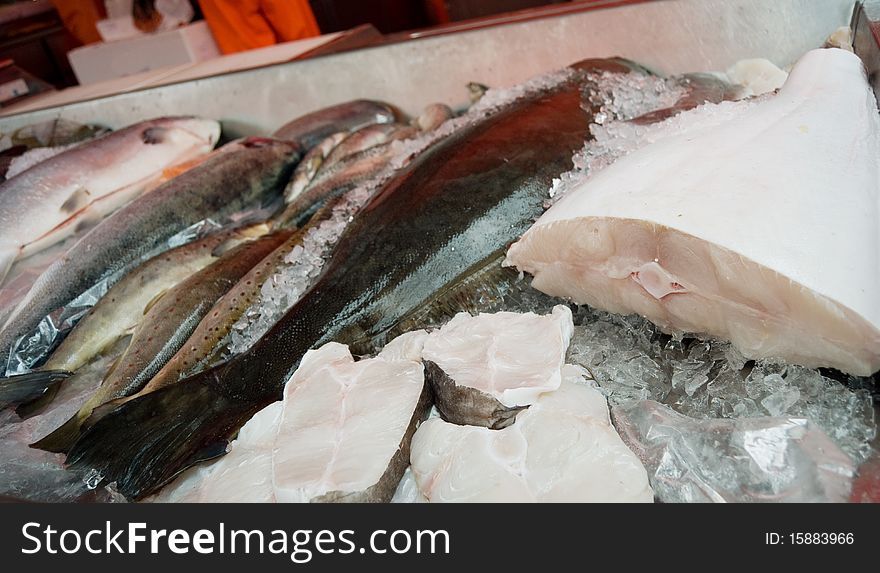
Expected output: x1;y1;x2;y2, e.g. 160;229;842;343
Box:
198;0;321;55
50;0;106;45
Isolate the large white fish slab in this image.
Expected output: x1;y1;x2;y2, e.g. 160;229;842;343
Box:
506;48;880;376
422;305;573;428
0;116;220;284
411;365;654;502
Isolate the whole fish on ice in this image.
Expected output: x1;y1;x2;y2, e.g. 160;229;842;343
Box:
273;100;398;150
0;117;220;285
506;48;880;376
0;224;269;412
0;138;300;365
32;230;293;453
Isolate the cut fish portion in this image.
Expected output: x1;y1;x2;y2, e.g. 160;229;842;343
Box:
273;342;430;502
421;305;573;428
506;48;880;376
411;365;653;502
149;334;431;503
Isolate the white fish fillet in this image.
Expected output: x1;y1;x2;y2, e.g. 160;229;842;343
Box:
0;117;220;284
506;48;880;376
411;365;654;502
422;305;572;408
151;333;428;503
273;341;427;502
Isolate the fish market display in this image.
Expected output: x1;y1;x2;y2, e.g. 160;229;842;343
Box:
506;48;880;376
153;332;430;503
273;100;398;150
0;138;300;366
411;365;654;502
0;117;220;285
33;230;294;453
66;60;626;498
422;305;572;428
0;224;268;411
612;400;855;503
1;30;877;507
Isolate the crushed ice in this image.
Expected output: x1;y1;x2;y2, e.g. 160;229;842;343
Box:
548;72;761;204
564;305;877;465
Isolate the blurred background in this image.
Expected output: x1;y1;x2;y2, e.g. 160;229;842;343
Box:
0;0;584;93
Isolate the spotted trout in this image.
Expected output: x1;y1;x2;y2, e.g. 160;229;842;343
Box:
33;230;294;453
0;224;269;413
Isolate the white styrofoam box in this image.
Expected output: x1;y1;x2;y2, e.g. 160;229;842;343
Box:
67;21;220;85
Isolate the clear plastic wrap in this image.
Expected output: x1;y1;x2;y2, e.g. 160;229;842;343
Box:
612;400;855;503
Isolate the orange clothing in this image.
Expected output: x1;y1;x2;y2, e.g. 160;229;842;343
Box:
51;0;106;45
199;0;320;54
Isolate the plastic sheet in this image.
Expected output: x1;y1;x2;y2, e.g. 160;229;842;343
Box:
612;400;855;503
0;336;132;502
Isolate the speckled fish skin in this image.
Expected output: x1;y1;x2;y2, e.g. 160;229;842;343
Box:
44;224;268;374
0;138;300;365
65;59;637;500
272;100;397;150
0;117;220;285
274;144;396;229
127;215;331;398
32;230;294;454
0;225;267;414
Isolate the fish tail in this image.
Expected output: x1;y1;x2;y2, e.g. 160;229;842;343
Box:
81;395;130;430
16;382;62;418
65;369;270;500
30;410;85;453
0;369;71;411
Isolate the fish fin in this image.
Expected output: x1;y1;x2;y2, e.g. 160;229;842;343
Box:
15;381;62;418
0;246;16;285
66;368;269;500
142;127;168;144
30;410;85;453
142;290;167;316
81;396;129;430
60;187;91;215
0;370;71;411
